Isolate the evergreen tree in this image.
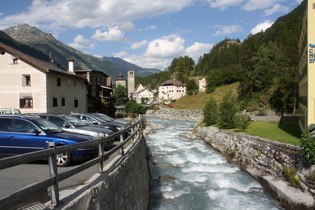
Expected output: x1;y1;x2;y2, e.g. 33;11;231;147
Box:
219;91;238;129
203;97;219;126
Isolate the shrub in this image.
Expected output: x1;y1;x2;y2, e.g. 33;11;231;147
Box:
125;100;146;116
282;165;300;188
300;132;315;164
234;113;251;131
219;90;238;129
203;96;219;126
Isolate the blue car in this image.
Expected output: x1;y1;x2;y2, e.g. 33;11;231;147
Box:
0;115;98;166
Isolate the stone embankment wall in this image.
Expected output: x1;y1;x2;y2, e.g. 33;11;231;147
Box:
145;107;202;122
59;137;150;210
195;126;315;209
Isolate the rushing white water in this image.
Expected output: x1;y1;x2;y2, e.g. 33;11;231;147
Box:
146;117;284;210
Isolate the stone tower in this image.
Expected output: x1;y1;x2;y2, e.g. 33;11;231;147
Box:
115;71;126;88
127;67;135;98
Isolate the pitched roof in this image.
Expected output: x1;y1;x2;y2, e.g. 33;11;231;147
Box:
0;42;85;80
160;80;185;86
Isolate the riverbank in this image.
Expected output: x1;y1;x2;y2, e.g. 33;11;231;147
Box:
144;108;315;210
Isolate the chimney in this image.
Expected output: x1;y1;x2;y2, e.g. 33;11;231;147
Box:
68;58;74;72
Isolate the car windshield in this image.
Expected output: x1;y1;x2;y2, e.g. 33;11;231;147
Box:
64;116;87;127
32;118;64;134
97;114;113;121
88;114;107;123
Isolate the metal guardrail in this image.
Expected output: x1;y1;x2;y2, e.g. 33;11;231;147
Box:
0;117;144;209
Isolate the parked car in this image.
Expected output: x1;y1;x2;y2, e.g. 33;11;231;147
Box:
36;114;114;142
0;108;21;115
90;113;130;127
70;113;124;132
0;115;98;166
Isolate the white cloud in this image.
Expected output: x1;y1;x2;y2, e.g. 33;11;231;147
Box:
68;34;95;49
185;42;213;61
144;34;185;58
0;0;194;30
242;0;281;11
131;40;149;49
91;26;130;42
250;20;273;35
207;0;244;10
115;51;129;57
74;35;89;44
213;25;243;36
118;35;213;70
139;25;157;31
263;4;290;16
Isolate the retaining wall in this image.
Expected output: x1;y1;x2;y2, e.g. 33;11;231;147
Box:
196;126;315;209
57;137;150;210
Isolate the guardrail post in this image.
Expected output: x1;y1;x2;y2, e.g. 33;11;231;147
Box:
98;136;104;173
120;133;124;156
47;141;60;207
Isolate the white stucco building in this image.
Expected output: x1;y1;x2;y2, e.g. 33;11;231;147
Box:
199;77;206;92
158;80;186;100
0;43;88;114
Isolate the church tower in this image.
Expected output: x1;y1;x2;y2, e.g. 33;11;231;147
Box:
127;67;135;98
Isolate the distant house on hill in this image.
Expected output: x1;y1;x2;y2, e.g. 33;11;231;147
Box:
0;42;88;114
199;77;206;92
158;80;186;100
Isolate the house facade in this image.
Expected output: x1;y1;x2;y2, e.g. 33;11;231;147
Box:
0;43;88;114
158;80;186;100
199;77;206;92
75;68;113;114
132;88;154;104
298;0;315;131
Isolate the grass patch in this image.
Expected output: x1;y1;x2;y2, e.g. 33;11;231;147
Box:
241;121;301;146
173;82;239;109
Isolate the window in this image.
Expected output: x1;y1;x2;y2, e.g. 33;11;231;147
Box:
22;75;31;86
74;98;78;108
53;97;58;107
9;56;19;64
57;78;61;86
11;119;36;133
20;94;33;108
61;97;66;107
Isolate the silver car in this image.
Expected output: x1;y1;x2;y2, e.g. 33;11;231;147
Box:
36;114;114;142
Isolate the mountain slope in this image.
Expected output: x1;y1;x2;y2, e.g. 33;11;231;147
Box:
2;24;158;79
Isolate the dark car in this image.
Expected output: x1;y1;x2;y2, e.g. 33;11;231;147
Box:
91;113;130;126
0;115;97;166
36;114;114;141
70;113;124;132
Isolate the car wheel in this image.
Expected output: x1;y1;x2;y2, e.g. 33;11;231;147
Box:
56;151;72;167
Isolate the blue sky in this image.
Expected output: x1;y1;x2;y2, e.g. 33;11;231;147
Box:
0;0;302;70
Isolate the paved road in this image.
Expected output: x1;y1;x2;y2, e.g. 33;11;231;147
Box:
0;144;118;199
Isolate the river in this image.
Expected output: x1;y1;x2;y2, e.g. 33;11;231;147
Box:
145;117;284;210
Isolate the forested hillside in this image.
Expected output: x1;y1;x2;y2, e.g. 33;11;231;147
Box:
138;0;306;114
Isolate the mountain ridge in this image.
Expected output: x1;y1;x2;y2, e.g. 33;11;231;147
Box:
1;24;161;79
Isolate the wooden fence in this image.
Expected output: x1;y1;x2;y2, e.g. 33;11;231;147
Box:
0;117;144;209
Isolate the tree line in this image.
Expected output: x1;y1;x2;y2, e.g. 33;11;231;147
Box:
136;0;306;114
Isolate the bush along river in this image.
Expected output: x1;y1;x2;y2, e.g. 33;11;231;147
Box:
145;117;284;210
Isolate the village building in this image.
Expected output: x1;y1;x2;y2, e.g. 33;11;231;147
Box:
158;80;186;100
199;77;206;92
74;67;114;115
131;83;154;104
115;71;126;88
298;0;315;131
0;42;88;114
